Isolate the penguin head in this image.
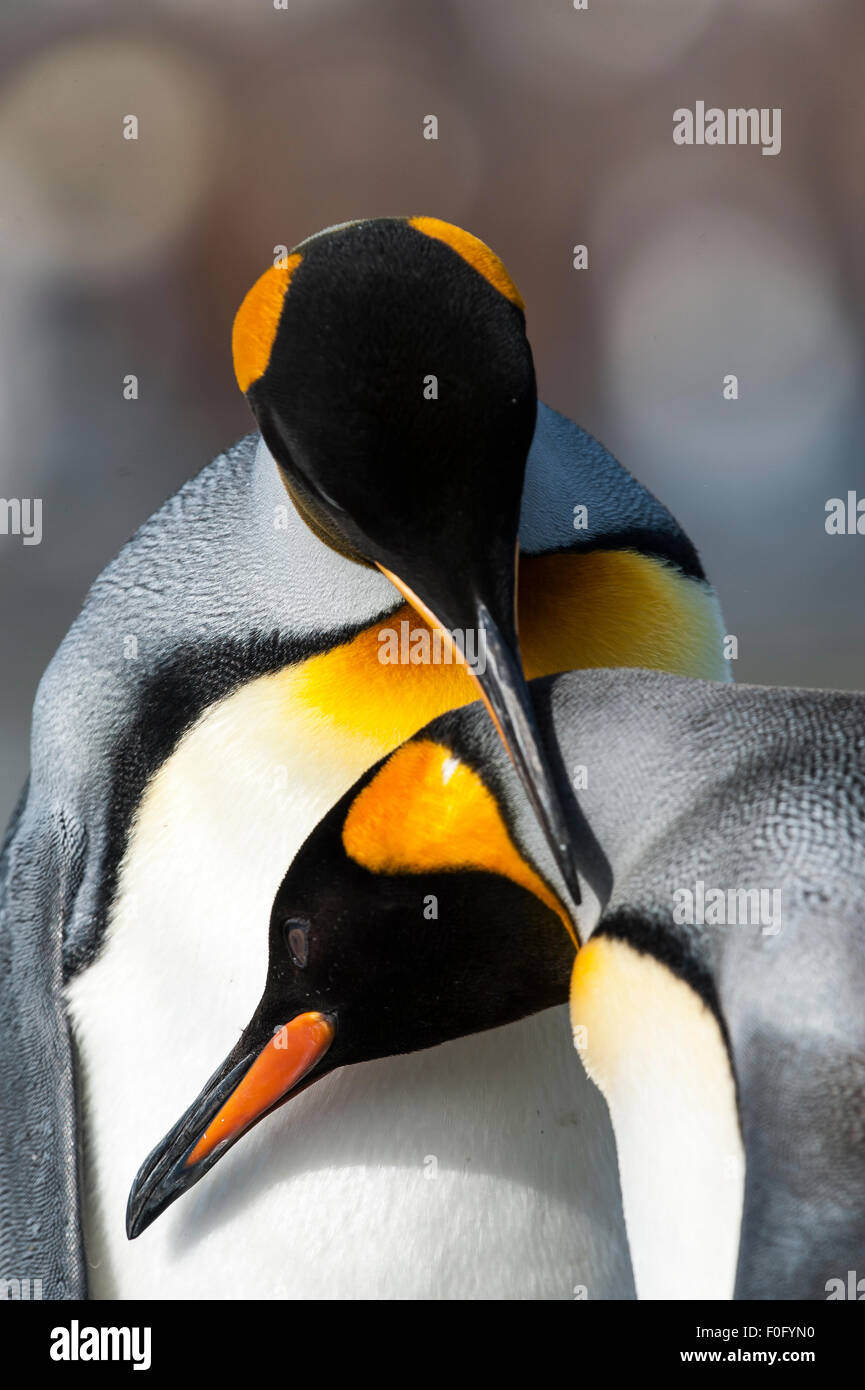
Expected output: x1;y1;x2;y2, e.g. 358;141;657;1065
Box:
233;216;584;907
126;728;576;1239
233;216;533;588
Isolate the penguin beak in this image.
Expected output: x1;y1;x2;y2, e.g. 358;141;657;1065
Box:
378;560;582;908
126;1011;334;1239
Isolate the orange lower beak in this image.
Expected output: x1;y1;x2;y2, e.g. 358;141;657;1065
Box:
127;1011;334;1238
186;1012;334;1167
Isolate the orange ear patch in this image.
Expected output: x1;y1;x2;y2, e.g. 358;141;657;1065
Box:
408;217;525;312
342;738;574;941
232;256;302;393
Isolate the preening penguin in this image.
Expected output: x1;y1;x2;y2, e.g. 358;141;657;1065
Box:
231;215;729;898
130;668;865;1301
1;216;726;1298
235;214;578;899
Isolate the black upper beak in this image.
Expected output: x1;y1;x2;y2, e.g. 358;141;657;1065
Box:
473;603;581;907
378;558;583;910
126;1047;257;1240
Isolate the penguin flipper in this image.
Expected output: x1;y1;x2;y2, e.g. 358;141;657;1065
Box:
0;782;87;1299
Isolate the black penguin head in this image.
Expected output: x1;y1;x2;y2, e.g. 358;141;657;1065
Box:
234;216;534;597
125;733;574;1239
233;216;584;907
259;774;574;1066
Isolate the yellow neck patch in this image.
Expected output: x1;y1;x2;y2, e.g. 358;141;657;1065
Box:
287;550;724;760
292;602;478;745
518;550;728;683
409;216;525;312
232;255;302;393
342;738;574;942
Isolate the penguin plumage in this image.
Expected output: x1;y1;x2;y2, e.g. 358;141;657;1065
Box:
125;705;635;1300
2;217;725;1298
419;669;865;1301
129;667;865;1301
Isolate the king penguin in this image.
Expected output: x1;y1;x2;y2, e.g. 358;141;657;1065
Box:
129;667;865;1301
1;217;727;1299
126;731;634;1299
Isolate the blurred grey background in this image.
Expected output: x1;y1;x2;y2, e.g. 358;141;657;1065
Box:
1;0;864;830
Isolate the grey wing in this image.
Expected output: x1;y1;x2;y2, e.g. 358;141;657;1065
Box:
0;781;87;1299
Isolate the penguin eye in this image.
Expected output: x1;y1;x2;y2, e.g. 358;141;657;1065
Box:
284;919;310;968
